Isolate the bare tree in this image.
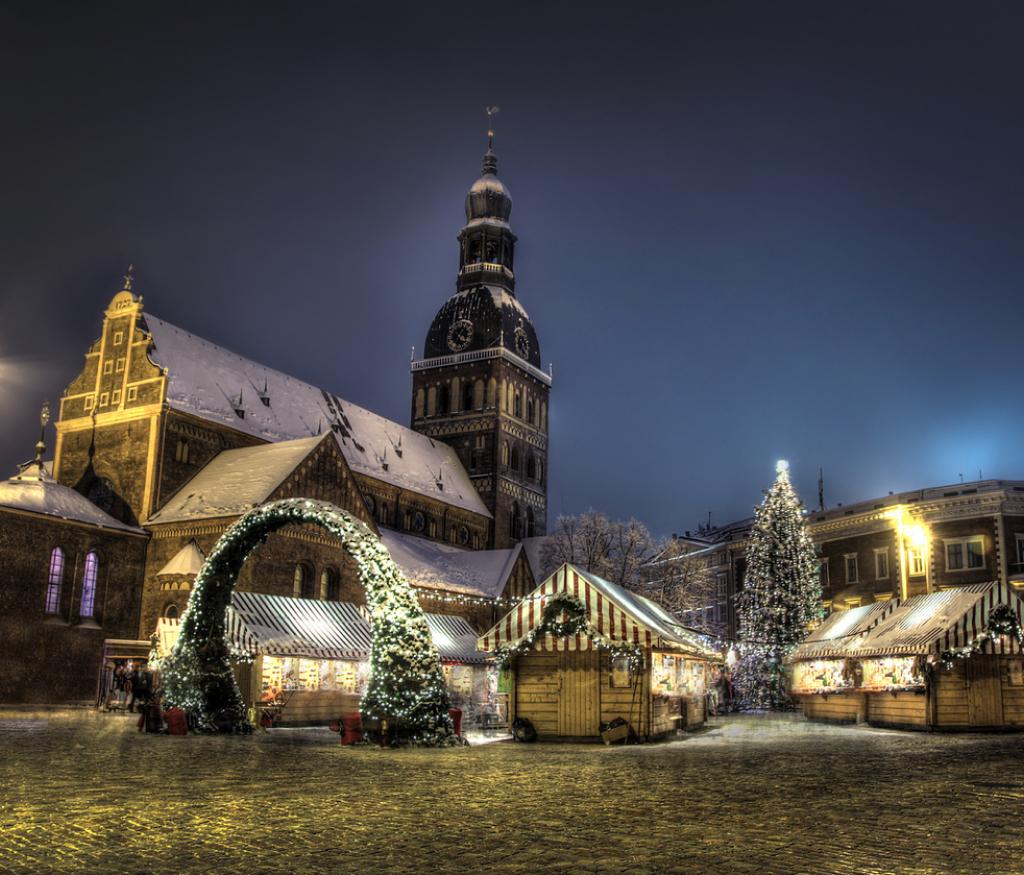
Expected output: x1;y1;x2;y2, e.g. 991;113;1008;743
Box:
539;512;660;588
638;538;721;635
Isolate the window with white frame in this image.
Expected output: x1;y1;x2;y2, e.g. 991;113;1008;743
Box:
874;548;889;580
45;547;64;614
945;537;985;571
103;360;113;375
907;546;926;576
844;553;859;583
80;551;98;617
126;386;137;402
716;572;728;597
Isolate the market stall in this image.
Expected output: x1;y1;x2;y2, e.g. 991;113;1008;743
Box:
789;581;1024;729
477;563;718;741
156;593;500;728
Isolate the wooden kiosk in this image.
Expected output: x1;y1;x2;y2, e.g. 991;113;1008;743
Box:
478;563;718;741
789;581;1024;730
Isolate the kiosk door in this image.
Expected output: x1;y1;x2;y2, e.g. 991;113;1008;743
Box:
558;649;600;737
967;655;1004;726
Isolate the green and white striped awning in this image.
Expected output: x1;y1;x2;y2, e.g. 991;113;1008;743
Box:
227;592;373;660
159;592;489;664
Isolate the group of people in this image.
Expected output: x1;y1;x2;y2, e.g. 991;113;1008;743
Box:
106;660;154;713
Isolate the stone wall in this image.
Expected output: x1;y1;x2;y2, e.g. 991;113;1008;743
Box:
0;509;148;703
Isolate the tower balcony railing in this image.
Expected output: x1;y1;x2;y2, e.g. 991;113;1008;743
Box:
411;346;552;385
459;261;514;280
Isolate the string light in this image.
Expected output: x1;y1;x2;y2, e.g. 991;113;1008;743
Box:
161;498;457;745
734;461;822;710
492;594;646;674
940;605;1023;668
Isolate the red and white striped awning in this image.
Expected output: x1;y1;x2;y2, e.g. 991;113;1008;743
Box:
477;563;717;656
843;581;1024;658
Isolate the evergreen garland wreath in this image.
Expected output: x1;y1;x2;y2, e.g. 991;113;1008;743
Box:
493;594;644;673
160;498;455;744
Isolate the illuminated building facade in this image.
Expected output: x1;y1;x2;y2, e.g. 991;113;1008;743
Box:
667;479;1024;640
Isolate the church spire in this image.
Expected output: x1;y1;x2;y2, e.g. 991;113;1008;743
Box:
483;106;499;175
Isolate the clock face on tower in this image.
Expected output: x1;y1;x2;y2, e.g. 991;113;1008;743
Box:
447;319;474;352
513;326;530;359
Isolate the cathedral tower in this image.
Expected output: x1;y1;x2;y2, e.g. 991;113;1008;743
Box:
411;136;550;549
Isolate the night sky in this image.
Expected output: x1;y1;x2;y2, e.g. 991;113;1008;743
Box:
2;2;1023;536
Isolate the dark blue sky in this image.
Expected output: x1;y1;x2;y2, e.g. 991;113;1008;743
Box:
2;2;1023;535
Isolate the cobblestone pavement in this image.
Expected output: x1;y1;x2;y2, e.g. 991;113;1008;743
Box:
1;710;1023;875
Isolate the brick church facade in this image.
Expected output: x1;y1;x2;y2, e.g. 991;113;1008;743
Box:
0;143;547;703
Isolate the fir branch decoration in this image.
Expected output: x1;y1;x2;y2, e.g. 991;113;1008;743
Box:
493;594;645;674
160;498;455;745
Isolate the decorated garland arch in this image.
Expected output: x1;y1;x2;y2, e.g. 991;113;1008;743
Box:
160;498;454;744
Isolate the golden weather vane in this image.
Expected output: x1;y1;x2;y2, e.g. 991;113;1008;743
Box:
123;263;135;292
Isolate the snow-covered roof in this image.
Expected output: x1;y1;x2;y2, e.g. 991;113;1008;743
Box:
380;529;522;598
789;600;898;661
0;462;144;534
146;436;324;524
140;313;489;518
478;563;719;657
159;594;491;663
155;540;206;576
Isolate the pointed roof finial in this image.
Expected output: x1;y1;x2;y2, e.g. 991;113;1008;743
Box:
123;264;135;292
35;401;50;465
483;106;500;175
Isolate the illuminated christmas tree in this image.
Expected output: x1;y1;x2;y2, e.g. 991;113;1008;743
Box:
735;460;821;709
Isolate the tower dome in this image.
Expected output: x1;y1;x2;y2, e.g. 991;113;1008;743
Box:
465;149;512;223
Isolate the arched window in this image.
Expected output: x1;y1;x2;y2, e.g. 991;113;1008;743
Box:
526;453;537;481
438;384;450;415
414;388;425;419
175;437;190;464
473;379;485;409
510;447;520;473
501;441;510;467
451;377;461;411
321;568;340;601
427;386;437;417
462;380;475;411
487;378;497;408
45;547;64;614
513;392;522;418
527;398;535;423
536;458;544;485
293;564;314;599
510;502;522;540
163;603;179;620
80;551;99;618
380;502;390;526
526;507;536;538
